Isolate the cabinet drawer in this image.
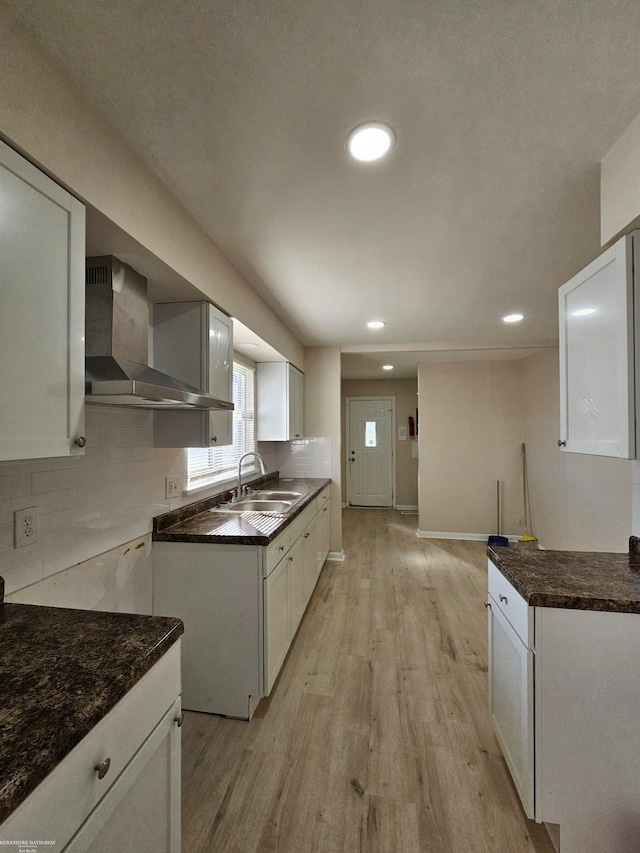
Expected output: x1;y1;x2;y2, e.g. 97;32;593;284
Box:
264;528;290;577
488;560;530;646
288;501;317;545
1;642;181;847
316;486;330;509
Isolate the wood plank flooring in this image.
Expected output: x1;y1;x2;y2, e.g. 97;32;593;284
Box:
181;509;554;853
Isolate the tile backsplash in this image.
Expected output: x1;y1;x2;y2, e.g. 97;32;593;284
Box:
0;407;193;596
0;413;334;598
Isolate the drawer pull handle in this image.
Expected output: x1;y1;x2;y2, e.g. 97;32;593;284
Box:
95;757;111;780
499;594;508;604
174;712;184;728
484;601;491;609
279;545;285;552
304;533;310;539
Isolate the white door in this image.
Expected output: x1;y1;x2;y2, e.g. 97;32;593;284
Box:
347;398;394;507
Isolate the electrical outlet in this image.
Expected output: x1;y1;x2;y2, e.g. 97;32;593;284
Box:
517;517;523;525
165;475;180;499
14;506;38;548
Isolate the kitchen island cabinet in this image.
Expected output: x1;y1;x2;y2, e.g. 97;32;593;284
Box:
0;138;85;462
153;478;330;718
0;603;183;851
487;545;640;853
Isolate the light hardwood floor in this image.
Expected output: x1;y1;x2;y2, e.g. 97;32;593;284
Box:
181;509;554;853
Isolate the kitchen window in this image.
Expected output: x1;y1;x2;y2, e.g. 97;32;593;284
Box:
187;360;256;488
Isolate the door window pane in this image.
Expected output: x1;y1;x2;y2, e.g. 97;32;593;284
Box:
365;421;377;447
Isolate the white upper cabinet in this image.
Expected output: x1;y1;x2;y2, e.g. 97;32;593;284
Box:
257;362;304;441
153;301;233;447
0;139;86;462
558;232;636;458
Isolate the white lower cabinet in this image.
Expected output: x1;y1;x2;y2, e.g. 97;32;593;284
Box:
488;560;640;853
1;642;181;852
154;490;331;719
264;552;291;695
487;589;534;818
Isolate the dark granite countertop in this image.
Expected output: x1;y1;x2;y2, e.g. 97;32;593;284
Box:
153;475;331;546
0;603;183;825
487;539;640;613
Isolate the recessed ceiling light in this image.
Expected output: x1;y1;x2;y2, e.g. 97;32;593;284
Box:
347;123;395;162
367;320;386;330
572;308;596;317
502;313;524;323
382;365;394;371
236;342;259;349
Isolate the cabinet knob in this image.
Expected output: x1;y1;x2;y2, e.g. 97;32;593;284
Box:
279;545;285;552
558;439;567;447
499;594;508;604
174;712;184;728
484;601;491;609
75;436;87;448
94;757;111;780
211;436;218;443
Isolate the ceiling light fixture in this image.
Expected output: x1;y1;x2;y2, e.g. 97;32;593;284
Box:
347;122;395;162
572;308;596;317
236;342;259;349
382;365;394;371
367;320;386;330
502;313;524;323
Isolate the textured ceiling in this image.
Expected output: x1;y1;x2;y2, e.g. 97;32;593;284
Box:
7;0;640;353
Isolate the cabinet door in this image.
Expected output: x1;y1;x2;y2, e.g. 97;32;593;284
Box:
64;700;181;853
289;536;306;637
288;364;304;439
487;595;535;819
317;500;331;574
206;304;233;446
153;302;233;447
264;556;291;695
0;139;85;461
558;234;635;458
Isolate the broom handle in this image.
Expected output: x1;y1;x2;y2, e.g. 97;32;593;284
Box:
496;480;500;536
522;443;531;533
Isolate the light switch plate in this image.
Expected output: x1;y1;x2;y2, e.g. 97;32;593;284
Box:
399;426;407;440
165;475;180;498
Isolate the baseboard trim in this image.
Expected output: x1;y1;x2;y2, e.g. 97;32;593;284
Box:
396;504;418;511
416;530;520;543
327;550;346;562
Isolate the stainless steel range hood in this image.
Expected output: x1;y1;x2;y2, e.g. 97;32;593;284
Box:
85;256;234;411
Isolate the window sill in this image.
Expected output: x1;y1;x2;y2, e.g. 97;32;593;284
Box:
184;467;260;497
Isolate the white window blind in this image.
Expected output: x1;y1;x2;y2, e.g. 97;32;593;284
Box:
187;361;256;487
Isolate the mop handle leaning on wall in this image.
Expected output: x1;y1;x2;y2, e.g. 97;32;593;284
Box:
519;443;536;543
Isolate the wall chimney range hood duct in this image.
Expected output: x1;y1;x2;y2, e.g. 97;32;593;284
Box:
85;256;234;411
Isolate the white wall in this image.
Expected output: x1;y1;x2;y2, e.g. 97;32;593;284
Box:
417;360;525;537
304;347;342;554
522;348;631;551
416;352;632;550
0;14;303;368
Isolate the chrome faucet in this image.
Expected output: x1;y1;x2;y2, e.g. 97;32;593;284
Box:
234;452;267;501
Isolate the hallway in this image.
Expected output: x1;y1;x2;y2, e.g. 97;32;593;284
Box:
181;509;553;852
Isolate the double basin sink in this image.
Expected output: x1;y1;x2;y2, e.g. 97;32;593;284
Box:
211;489;303;516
